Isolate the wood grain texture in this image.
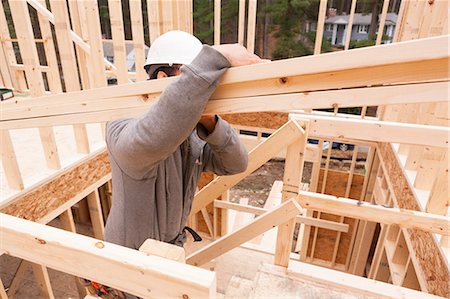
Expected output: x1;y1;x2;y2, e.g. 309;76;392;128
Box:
1;150;110;222
378;143;449;297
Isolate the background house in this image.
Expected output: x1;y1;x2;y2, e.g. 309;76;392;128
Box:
324;12;397;46
103;41;149;83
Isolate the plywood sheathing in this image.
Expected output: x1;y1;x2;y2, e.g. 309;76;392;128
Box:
221;112;288;130
1;151;110;221
378;142;449;297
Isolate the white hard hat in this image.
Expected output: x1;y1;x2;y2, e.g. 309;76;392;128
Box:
144;31;203;70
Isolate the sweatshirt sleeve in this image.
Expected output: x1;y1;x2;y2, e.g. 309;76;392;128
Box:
198;116;248;175
106;45;230;179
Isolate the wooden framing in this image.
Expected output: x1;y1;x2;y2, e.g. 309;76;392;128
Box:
291;114;449;148
50;0;90;154
191;120;304;215
0;1;448;297
314;0;327;54
0;149;110;222
288;260;443;299
8;0;61;170
297;191;450;236
187;199;302;266
275;121;308;267
214;0;221;45
246;0;257;53
0;212;216;298
213;200;349;233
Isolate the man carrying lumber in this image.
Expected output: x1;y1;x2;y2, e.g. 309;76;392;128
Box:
104;31;266;251
85;30;265;299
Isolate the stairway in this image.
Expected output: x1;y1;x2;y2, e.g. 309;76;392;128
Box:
223;263;364;299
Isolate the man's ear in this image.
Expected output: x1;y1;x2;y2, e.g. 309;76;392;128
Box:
157;71;168;79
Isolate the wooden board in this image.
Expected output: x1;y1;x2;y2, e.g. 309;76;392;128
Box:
0;213;216;298
378;143;449;297
0;150;110;222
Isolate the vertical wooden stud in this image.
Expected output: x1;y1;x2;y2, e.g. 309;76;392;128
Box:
108;0;129;84
8;0;61;169
246;0;257;53
87;189;105;239
274;121;308;267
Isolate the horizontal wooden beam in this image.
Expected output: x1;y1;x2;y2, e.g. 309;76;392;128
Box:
290;113;450;148
298;191;450;235
1;36;448;129
288;260;444;299
6;35;448;102
214;200;349;233
186;198;302;266
0;212;216;298
191;120;304;215
3;81;447;129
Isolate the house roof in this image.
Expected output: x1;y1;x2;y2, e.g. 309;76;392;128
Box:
325;12;397;26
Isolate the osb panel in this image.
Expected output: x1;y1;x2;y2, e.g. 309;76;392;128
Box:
220;112;288;130
1;151;110;221
307;170;364;264
378;143;449;297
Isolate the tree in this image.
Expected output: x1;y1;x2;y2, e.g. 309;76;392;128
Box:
266;0;333;60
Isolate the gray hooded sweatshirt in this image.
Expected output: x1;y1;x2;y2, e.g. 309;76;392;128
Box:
104;45;248;249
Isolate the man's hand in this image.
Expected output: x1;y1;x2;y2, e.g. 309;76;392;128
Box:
212;44;269;67
198;115;217;134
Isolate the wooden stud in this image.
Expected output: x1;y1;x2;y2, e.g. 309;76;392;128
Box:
30;263;55;299
187;199;303;267
160;1;173;34
67;0;91;89
427;160;449;215
368;224;387;279
148;0;161;43
344;0;357;50
129;0;148;81
214;0;221;45
107;0;129;85
0;212;216;298
87;189;105;239
83;0;107;88
59;209;76;233
8;0;61;169
50;0;90;154
314;0;327;54
0;2;23;89
36;0;62;94
275;121;308;267
376;0;391;45
238;0;246;45
331;146;359;266
200;207;214;238
246;0;257;53
0;41;13;89
0;130;24;190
